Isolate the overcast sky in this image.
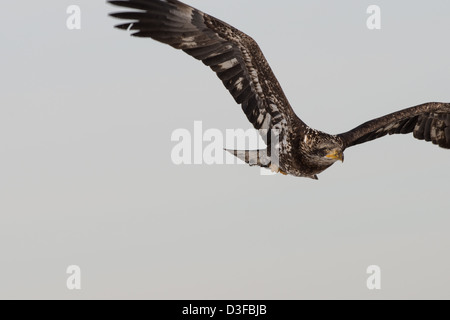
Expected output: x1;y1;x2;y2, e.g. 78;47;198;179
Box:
0;0;449;299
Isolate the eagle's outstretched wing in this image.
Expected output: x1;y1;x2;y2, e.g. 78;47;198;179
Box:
338;102;450;149
108;0;305;140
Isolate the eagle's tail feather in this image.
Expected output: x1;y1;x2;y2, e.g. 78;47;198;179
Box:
225;149;272;168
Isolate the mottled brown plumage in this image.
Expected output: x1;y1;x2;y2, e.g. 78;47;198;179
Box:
109;0;450;179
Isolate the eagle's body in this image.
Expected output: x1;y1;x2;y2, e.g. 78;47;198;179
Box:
109;0;450;179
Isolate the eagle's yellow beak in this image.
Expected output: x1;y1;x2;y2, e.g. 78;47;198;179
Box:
325;150;344;162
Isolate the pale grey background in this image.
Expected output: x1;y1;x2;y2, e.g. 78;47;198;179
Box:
0;0;449;299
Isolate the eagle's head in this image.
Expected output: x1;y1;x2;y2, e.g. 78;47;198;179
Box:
302;133;344;167
315;140;344;164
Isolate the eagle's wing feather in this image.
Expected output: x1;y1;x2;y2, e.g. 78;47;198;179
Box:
338;102;450;149
109;0;305;140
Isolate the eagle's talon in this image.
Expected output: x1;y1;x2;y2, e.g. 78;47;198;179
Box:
269;163;288;175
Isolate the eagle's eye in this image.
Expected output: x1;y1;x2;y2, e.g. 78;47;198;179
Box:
316;148;329;157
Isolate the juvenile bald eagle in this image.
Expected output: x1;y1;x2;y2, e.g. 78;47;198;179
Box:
109;0;450;179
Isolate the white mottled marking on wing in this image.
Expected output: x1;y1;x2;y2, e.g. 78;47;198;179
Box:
218;58;238;70
234;77;244;91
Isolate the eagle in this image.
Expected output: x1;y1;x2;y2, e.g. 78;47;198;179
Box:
109;0;450;179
